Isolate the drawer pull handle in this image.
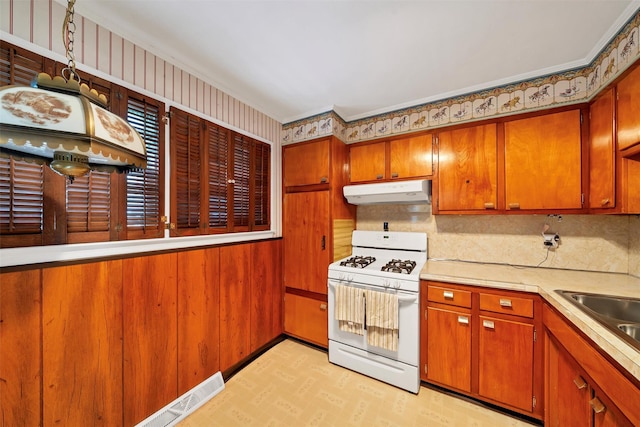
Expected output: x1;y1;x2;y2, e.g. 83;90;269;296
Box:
319;303;327;311
508;202;520;209
499;298;512;308
482;320;495;329
573;376;587;390
484;202;495;209
457;316;469;325
320;176;328;183
376;174;383;180
589;397;606;414
391;172;399;178
601;198;610;206
443;291;454;299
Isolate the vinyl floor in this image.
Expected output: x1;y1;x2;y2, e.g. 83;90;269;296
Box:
179;339;539;427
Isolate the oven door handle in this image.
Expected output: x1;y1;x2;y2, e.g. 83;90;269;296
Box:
397;295;418;304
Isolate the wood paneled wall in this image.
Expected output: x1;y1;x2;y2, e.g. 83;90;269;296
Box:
0;239;283;427
0;0;282;143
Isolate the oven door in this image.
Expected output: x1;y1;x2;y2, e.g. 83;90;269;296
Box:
327;279;419;366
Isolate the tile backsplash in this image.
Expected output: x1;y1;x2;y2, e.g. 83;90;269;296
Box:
357;204;639;276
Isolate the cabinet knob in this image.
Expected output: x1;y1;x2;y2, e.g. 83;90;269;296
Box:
319;303;327;311
484;202;495;209
391;172;399;178
573;376;587;390
589;397;606;414
320;176;328;183
376;174;383;180
508;202;520;209
601;198;610;206
457;315;469;325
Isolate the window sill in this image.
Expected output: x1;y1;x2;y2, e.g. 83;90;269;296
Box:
0;230;278;268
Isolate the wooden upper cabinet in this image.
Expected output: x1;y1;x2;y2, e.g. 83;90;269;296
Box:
389;134;433;179
504;109;583;210
617;65;640;153
437;124;498;211
283;138;330;187
589;89;616;210
349;134;433;183
350;141;386;182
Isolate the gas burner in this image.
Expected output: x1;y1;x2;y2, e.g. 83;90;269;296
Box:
381;259;417;274
339;256;376;268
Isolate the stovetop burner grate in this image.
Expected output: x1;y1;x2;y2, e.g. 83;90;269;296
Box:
381;259;417;274
339;256;376;268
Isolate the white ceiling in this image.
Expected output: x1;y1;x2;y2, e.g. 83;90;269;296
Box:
72;0;640;124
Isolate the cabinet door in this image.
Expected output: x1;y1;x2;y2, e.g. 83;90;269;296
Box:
251;239;283;352
505;109;582;210
478;316;534;412
438;124;498;211
219;244;252;371
283;191;330;294
177;247;220;395
349;141;386;182
283;139;330;186
389;134;433;179
426;306;472;392
589;89;616;209
617;65;640;151
123;253;178;426
284;292;328;347
546;336;591;427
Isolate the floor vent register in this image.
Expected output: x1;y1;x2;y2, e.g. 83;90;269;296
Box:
135;371;225;427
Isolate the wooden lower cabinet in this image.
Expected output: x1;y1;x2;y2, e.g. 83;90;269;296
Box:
544;304;637;427
478;316;534;412
421;281;543;420
425;306;472;392
284;291;328;347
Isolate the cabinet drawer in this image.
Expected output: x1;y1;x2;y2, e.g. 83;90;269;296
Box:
479;293;533;318
428;286;472;308
284;292;328;348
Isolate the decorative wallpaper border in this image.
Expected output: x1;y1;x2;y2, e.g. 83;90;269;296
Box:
282;10;640;145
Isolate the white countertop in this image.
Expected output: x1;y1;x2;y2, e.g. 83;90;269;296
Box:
420;259;640;381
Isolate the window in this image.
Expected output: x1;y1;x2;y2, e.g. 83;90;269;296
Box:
169;107;270;235
0;41;165;247
1;41;268;248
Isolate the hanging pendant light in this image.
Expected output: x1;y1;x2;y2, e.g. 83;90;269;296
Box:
0;0;146;182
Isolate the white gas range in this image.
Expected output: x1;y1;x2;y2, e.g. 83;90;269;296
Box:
327;230;427;393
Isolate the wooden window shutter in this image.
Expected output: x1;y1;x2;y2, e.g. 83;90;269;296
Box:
66;171;112;243
125;94;164;238
0;42;52;247
231;133;251;230
206;122;229;231
170;107;202;235
253;141;270;229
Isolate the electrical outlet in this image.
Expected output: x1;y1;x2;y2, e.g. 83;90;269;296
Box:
542;233;560;249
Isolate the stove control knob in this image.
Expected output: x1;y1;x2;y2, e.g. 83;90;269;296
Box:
338;273;346;282
382;279;390;288
347;274;354;282
393;280;401;289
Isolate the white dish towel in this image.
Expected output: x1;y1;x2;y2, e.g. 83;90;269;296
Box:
334;284;364;335
365;289;399;352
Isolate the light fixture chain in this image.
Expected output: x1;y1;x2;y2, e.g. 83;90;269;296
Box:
62;0;80;83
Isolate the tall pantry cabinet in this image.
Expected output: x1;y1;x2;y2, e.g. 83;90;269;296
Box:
282;136;355;347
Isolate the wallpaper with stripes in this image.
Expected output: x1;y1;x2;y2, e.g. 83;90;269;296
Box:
0;0;282;144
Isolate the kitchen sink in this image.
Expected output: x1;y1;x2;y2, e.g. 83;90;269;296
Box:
556;290;640;351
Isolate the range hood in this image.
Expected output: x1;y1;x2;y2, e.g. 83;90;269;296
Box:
343;179;431;205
